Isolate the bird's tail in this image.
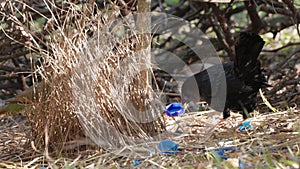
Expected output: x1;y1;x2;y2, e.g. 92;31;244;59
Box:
233;32;269;87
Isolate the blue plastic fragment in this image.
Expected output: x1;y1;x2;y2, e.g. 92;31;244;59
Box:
157;140;178;154
207;146;236;160
238;121;254;132
164;103;185;117
239;159;255;168
133;159;142;167
176;128;183;133
217;147;236;160
204;145;275;167
211;151;229;160
133;150;156;167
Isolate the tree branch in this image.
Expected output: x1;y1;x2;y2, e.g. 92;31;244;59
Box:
210;3;235;60
259;15;300;34
263;42;300;53
0;51;30;62
244;0;262;33
260;6;300;19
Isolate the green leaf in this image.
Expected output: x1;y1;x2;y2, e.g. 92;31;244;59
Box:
165;0;180;6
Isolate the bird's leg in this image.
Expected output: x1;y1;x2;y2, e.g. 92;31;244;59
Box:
223;108;231;119
238;101;251;119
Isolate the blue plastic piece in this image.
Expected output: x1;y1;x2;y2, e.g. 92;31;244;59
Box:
239;159;255;169
207;146;236;160
133;159;142;167
238;121;254;132
217;147;236;160
176;128;183;133
203;145;274;167
164;103;185;117
157;140;178;154
133;150;156;167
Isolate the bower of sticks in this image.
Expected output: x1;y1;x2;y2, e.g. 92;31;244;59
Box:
0;1;299;168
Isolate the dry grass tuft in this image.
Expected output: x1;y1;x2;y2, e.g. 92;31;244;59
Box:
16;1;166;156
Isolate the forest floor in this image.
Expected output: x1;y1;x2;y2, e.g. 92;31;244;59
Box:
0;106;299;168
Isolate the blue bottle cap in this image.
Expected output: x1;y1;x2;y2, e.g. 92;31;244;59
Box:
164;103;185;117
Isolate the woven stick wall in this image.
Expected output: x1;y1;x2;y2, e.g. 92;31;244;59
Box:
1;1;165;155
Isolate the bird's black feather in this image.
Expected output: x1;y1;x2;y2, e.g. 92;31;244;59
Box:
181;32;270;119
